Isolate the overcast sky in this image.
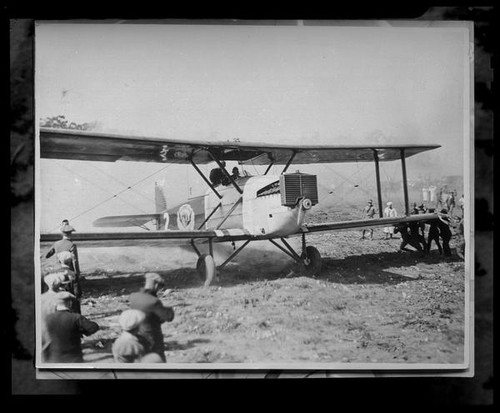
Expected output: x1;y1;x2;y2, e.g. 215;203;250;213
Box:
35;22;471;232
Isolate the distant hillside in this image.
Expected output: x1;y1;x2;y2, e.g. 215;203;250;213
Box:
315;174;463;218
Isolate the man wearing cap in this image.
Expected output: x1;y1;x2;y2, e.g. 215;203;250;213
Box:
129;273;175;362
40;273;76;358
45;221;78;262
383;201;398;239
360;199;376;240
45;221;82;312
41;292;99;363
56;250;81;313
112;309;163;363
41;271;75;317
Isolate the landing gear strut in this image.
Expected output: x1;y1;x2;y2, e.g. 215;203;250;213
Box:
268;234;322;276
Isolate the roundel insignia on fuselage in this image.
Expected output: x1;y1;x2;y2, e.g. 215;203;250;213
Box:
177;204;195;230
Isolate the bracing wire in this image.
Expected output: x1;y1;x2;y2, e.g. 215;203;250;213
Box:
54;162;151;214
48;161;173;232
84;161;157;205
321;162;374;200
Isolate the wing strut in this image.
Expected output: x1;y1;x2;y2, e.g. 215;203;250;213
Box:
267;238;303;263
207;150;243;194
372;149;384;218
190;239;202;257
264;153;275;175
400;148;410;216
216;197;243;229
218;240;251;270
197;201;222;230
189;157;222;199
281;150;297;174
264;160;274;175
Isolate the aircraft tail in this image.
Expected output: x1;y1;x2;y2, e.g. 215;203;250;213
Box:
155;181;168;213
155;181;168;229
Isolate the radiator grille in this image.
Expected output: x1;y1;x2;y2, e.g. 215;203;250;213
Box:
279;172;318;207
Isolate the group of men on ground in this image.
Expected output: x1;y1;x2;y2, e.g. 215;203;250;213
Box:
41;221;175;364
360;199;465;259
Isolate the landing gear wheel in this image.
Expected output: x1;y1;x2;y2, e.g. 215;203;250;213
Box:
196;254;216;287
301;246;322;275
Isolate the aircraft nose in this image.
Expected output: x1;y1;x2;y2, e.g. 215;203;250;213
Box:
302;198;313;210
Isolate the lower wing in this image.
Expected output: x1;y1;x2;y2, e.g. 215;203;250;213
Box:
39;214;437;248
39;228;267;248
300;213;438;234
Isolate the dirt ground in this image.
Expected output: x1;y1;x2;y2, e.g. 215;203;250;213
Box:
40;208;466;366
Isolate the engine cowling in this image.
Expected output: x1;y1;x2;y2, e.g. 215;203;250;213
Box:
279;171;319;208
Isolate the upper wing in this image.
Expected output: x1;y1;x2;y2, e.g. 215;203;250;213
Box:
301;213;439;234
40;128;440;165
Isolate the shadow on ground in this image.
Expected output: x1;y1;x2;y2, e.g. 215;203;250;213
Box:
166;338;210;351
80;249;463;297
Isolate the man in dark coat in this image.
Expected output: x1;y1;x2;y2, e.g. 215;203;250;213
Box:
437;209;453;257
426;219;443;254
408;221;427;251
129;273;175;362
394;224;424;255
42;292;99;363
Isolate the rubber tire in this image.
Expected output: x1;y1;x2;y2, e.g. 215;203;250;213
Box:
196;254;216;287
301;246;322;276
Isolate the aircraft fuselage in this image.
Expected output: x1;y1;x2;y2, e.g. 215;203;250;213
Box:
166;173;318;237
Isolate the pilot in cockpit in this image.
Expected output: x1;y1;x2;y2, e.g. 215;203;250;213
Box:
231;167;240;180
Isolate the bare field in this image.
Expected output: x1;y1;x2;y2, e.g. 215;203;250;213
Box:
40;209;466;366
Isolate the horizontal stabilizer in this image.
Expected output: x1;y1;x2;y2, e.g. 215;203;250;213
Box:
93;214;162;228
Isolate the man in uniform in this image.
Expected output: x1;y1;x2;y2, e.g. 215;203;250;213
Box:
129;273;175;362
360;199;376;240
45;221;82;313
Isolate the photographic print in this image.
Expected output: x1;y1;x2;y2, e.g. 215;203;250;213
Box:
34;21;473;375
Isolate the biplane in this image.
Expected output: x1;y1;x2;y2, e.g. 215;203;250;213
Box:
39;127;440;286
